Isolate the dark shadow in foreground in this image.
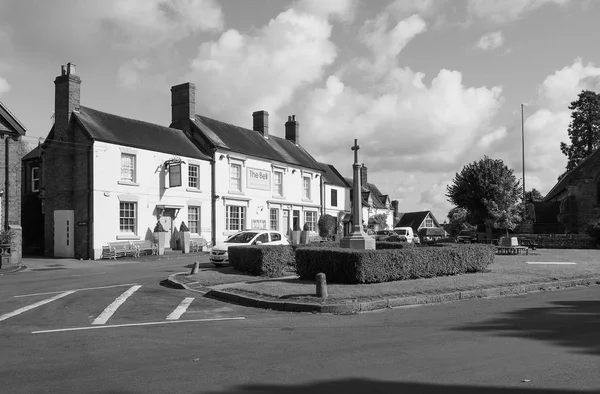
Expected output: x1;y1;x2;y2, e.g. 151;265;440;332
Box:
203;378;595;394
453;300;600;356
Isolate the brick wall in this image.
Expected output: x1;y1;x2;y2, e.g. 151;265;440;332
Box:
0;136;26;263
518;233;596;249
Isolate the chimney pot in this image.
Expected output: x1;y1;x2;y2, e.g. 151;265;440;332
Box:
67;62;76;75
285;115;300;145
54;62;82;142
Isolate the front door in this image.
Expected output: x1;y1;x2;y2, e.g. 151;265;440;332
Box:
283;210;290;236
54;210;74;258
292;210;300;231
159;213;173;250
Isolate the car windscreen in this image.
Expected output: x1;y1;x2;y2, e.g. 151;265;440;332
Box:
225;232;258;243
395;229;407;236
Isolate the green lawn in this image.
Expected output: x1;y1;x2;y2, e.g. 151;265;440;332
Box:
216;249;600;303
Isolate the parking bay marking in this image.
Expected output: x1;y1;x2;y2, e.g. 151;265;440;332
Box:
14;283;139;298
92;285;142;325
0;291;76;322
32;317;246;334
526;262;577;265
166;297;194;320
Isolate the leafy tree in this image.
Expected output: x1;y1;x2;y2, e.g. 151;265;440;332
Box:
525;188;543;203
560;90;600;171
446;156;522;237
446;207;472;236
369;213;388;230
317;214;336;240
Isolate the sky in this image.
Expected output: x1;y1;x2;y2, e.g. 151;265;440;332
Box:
1;0;600;223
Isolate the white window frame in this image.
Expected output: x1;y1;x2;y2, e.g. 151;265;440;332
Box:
273;171;284;197
229;163;242;193
188;164;199;189
424;217;434;227
31;166;40;192
188;206;200;234
304;211;317;232
270;208;279;231
120;153;136;183
302;176;311;200
119;202;137;235
226;205;246;231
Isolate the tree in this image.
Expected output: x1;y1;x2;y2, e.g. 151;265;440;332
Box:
560;90;600;171
369;213;388;230
317;214;336;240
525;188;543;203
446;207;472;236
446;156;522;237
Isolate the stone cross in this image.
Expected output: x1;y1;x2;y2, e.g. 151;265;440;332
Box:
351;139;360;165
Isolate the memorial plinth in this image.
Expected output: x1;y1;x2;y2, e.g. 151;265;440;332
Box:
340;139;375;250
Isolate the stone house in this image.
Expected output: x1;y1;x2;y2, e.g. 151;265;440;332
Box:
541;148;600;233
0;99;27;264
169;83;324;245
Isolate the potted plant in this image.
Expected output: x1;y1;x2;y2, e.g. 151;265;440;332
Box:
0;229;13;268
153;221;168;255
179;222;191;254
300;222;310;244
290;222;302;245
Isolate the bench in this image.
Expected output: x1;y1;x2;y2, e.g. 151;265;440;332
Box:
496;245;529;255
190;236;209;252
131;240;158;257
101;241;135;260
519;238;538;250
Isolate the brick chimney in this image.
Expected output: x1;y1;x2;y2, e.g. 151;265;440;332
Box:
171;82;196;132
391;200;399;217
361;164;367;187
285;115;299;145
54;62;81;141
252;110;269;138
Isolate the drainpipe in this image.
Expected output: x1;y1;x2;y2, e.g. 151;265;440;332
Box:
320;175;324;217
88;144;93;259
4;136;9;230
210;149;216;247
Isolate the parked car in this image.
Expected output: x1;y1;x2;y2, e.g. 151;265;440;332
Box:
374;230;396;241
418;227;446;245
455;230;478;243
392;227;420;244
209;230;290;267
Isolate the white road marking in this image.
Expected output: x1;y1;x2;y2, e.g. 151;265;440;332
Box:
526;262;577;265
92;285;142;325
14;283;139;298
0;291;76;322
32;317;246;334
166;298;194;320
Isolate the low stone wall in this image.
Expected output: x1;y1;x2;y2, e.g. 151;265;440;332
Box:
518;233;597;249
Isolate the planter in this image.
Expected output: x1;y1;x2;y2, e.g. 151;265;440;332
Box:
300;231;310;244
290;230;302;245
180;231;191;254
154;232;168;255
0;243;10;268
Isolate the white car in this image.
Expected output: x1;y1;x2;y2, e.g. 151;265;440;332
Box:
392;227;420;244
209;230;290;267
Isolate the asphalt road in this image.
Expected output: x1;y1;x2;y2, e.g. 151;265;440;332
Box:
1;255;599;393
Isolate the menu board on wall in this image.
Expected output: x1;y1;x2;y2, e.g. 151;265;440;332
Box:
247;167;271;191
251;220;267;229
169;163;182;187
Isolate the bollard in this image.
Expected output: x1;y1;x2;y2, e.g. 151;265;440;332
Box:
316;272;328;298
190;261;200;275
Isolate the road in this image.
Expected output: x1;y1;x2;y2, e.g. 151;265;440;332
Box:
1;255;599;393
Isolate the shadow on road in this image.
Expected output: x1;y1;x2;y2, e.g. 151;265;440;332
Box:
202;378;594;393
453;300;600;356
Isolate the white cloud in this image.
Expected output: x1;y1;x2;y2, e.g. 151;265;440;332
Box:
188;7;338;127
476;31;504;50
0;76;10;97
538;58;600;110
117;58;149;87
295;0;358;21
104;0;224;50
467;0;571;23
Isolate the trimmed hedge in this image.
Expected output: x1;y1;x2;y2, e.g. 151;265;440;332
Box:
229;245;295;278
375;241;414;250
295;243;495;284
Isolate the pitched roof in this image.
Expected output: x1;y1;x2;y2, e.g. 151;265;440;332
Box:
75;106;209;160
344;177;389;209
22;146;41;161
0;100;27;135
192;115;323;171
395;211;440;232
543;148;600;201
320;162;350;188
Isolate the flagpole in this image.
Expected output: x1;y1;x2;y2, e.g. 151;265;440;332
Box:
521;104;526;219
